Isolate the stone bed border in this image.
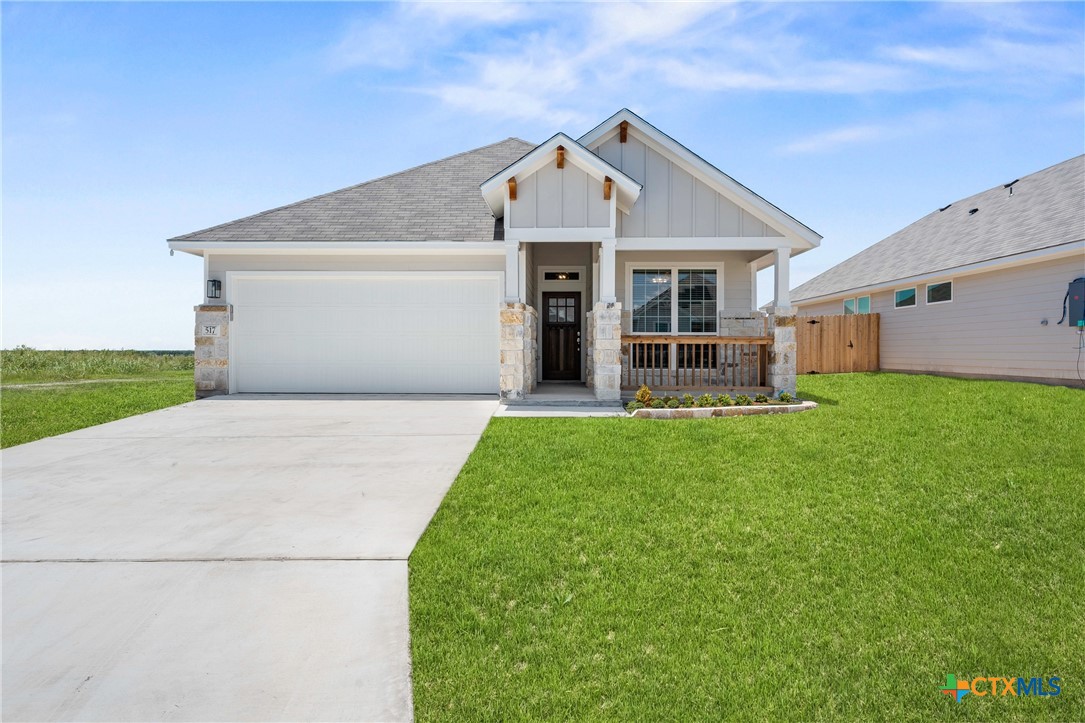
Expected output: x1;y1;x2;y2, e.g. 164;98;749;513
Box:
629;400;818;419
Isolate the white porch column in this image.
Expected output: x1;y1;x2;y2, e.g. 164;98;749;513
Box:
504;239;521;302
599;238;617;303
773;247;791;311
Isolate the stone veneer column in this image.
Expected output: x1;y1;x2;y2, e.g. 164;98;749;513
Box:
499;303;537;400
584;309;595;389
194;304;230;398
591;301;622;401
767;312;797;396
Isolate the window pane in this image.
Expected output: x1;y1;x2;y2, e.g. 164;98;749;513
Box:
843;298;856;315
857;296;871;314
677;269;717;333
895;288;916;308
632;270;671;333
927;282;952;304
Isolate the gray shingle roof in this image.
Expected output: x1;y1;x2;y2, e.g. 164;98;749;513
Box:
170;138;536;242
792;155;1085;302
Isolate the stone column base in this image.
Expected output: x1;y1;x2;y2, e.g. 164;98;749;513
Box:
591;302;622;401
499;303;537;400
767;313;797;397
194;304;230;398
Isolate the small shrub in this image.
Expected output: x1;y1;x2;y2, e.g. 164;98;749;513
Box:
635;385;653;404
716;394;734;406
664;396;678;404
735;394;753;406
626;401;645;413
666;398;680;409
754;393;770;403
696;393;715;407
650;399;666;409
778;391;794;403
682;393;695;408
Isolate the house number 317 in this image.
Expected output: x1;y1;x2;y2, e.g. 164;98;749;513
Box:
202;325;220;336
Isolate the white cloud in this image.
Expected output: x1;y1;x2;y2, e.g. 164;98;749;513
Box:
779;125;889;155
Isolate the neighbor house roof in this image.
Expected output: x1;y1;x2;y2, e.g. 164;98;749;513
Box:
169;138;536;243
792;155;1085;303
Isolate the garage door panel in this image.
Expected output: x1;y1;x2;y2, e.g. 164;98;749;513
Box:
231;275;500;394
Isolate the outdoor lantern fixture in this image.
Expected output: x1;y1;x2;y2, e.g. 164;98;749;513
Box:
207;279;222;299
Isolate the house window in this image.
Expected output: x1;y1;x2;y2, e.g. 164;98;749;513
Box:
631;267;719;334
894;288;917;309
926;281;952;304
677;269;717;333
857;296;871;314
631;270;672;333
843;298;856;315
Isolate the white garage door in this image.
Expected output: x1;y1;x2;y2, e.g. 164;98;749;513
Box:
230;273;501;394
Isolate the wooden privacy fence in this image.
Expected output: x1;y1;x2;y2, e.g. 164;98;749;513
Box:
796;314;880;374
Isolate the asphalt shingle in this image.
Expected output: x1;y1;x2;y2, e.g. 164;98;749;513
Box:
792;155;1085;302
169;138;536;243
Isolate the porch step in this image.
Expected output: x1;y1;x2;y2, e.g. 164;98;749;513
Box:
505;397;623;408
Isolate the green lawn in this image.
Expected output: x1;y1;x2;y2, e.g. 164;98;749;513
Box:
2;346;193;383
409;373;1084;721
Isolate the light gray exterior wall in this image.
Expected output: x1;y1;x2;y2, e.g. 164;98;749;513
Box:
208;253;505;274
591;135;785;239
508;163;610;229
796;255;1084;384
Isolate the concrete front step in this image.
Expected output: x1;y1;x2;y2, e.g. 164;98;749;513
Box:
504;398;623;408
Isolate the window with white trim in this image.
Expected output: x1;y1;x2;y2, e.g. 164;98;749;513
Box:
843;298;856;315
926;281;952;304
631;267;719;334
857;296;871;314
894;288;917;308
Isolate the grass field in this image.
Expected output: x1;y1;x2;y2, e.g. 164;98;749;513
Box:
1;348;194;448
409;373;1084;721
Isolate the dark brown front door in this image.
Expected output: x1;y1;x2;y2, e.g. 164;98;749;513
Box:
542;291;581;380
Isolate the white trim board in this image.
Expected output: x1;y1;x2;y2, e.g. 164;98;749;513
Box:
623;261;725;336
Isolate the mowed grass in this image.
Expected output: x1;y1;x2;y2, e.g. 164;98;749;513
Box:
409;374;1084;722
1;349;195;448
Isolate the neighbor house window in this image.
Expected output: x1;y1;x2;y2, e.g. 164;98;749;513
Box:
843;298;856;315
857;296;871;314
894;288;917;308
631;267;719;334
926;281;952;304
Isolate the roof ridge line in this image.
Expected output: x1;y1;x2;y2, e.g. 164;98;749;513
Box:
169;137;536;241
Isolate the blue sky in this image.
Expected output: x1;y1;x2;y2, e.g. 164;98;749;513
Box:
3;1;1083;349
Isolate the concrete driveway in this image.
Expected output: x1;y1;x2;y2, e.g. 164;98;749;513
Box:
2;395;497;722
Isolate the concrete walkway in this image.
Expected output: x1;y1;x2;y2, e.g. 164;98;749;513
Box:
2;395;497;722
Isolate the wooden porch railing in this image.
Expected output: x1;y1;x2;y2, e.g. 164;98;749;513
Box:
620;336;771;391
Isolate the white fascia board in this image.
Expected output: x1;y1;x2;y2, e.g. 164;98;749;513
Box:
480;133;642;216
166;240;507;257
617;237;811;252
506;228;616;243
791;240;1085;306
579;110;822;249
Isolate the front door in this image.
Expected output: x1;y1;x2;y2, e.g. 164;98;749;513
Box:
542;291;581;380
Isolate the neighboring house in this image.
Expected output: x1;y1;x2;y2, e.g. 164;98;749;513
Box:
169;109;821;400
791;155;1085;387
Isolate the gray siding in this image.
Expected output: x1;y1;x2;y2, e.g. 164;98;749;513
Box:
796;255;1084;383
508;163;610;229
593;135;784;239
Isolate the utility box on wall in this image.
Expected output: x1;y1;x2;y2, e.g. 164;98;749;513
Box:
1070;278;1085;327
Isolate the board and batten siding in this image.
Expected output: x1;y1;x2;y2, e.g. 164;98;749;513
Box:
592;134;785;239
616;251;758;313
508;163;610;229
796;255;1084;384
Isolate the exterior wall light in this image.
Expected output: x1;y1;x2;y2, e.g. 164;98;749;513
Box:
207;279;222;299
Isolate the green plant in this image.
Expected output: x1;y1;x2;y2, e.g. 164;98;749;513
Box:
716;394;734;406
696;393;716;407
754;393;770;403
666;398;680;409
682;394;695;407
778;391;795;403
735;394;753;406
635;385;653;404
650;399;666;409
625;401;645;413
